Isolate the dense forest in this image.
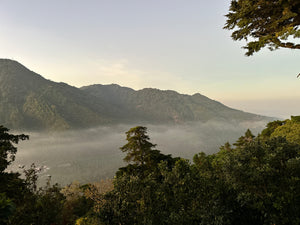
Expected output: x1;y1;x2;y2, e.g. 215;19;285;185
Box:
1;116;299;225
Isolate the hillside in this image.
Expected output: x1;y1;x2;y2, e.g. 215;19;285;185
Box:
81;84;267;124
0;59;271;131
0;59;119;130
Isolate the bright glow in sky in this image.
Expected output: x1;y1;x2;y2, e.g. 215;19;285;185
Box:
0;0;299;118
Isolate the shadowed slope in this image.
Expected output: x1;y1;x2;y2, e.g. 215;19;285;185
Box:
0;59;272;131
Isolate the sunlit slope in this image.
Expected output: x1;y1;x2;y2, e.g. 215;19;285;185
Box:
0;59;272;131
260;116;300;144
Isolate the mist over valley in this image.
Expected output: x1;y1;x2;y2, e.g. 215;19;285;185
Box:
1;1;299;223
10;120;268;185
1;59;276;185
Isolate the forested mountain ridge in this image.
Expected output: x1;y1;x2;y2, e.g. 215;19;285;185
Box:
0;59;117;130
0;59;271;130
81;84;266;124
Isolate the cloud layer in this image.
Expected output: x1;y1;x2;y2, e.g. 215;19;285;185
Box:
9;121;267;186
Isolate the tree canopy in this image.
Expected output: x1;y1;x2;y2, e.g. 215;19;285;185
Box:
1;121;300;224
120;126;157;165
224;0;300;56
96;124;300;225
0;125;28;173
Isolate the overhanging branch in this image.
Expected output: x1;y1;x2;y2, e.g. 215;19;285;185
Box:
273;39;300;49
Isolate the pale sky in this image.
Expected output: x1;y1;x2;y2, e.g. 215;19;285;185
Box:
0;0;299;118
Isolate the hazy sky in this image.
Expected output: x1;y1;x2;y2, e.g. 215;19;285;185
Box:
0;0;299;118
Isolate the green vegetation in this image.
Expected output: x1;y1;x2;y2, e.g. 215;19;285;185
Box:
1;117;299;224
224;0;300;56
0;59;114;131
82;85;269;125
261;116;300;144
0;126;95;225
0;59;271;131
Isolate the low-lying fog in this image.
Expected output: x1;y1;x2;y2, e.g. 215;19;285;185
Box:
9;120;268;186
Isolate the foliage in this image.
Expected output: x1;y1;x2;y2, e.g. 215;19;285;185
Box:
97;126;179;224
271;121;300;144
84;179;114;213
6;164;64;225
260;120;285;139
213;136;300;224
260;116;300;144
95;125;300;224
0;125;95;224
0;125;28;172
0;193;15;224
233;128;255;147
75;216;103;225
1;120;300;224
60;181;95;225
224;0;300;55
0;125;28;224
120;126;157;165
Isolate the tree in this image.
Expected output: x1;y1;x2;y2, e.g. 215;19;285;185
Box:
0;126;71;225
98;126;178;225
260;120;285;140
0;193;15;224
120;126;156;165
270;120;300;144
224;0;300;56
259;116;300;144
120;126;174;168
233;129;255;147
0;125;28;172
97;125;300;224
212;131;300;225
0;125;29;224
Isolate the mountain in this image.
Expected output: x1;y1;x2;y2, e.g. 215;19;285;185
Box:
0;59;120;130
0;59;271;131
81;84;267;124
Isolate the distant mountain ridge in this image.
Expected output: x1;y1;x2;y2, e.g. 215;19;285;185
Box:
81;84;266;124
0;59;271;131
